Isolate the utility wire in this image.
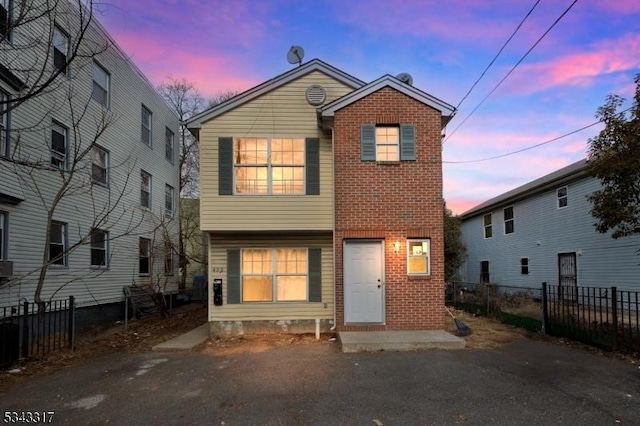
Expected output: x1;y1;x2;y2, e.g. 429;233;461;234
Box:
444;0;579;144
452;0;541;114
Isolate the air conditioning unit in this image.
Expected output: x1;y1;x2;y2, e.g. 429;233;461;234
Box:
0;260;14;278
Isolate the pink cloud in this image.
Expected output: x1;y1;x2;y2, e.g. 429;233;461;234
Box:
502;33;640;95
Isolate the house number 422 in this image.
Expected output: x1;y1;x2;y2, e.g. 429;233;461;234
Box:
212;267;224;273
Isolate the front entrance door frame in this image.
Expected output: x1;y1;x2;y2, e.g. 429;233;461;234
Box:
343;239;385;324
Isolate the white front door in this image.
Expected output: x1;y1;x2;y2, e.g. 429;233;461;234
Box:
344;240;384;323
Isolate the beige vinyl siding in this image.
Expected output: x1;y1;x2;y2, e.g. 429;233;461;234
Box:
200;71;354;231
207;234;334;321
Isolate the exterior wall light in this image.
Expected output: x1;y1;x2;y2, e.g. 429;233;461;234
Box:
393;240;402;254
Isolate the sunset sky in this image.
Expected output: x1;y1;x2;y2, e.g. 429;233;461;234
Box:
95;0;640;214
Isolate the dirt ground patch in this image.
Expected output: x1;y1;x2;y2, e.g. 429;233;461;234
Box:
2;304;637;394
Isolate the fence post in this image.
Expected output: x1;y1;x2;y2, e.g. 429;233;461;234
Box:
611;286;618;351
21;301;29;359
68;296;75;350
541;282;547;334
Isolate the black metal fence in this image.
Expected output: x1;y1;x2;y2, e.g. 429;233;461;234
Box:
543;283;640;353
0;296;75;369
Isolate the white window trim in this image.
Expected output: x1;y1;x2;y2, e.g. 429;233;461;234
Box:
53;24;69;75
141;105;152;147
92;61;110;108
504;206;514;235
90;228;109;269
165;127;174;163
141;170;151;208
233;137;306;195
139;237;151;276
91;145;109;185
375;126;399;162
240;248;309;303
557;186;568;209
406;239;431;276
164;183;174;217
520;257;529;275
49;221;67;268
51;121;68;170
483;213;492;239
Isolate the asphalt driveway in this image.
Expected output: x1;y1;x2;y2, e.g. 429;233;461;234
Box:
2;339;638;425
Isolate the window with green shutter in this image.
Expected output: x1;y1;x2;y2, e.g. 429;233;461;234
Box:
361;124;416;161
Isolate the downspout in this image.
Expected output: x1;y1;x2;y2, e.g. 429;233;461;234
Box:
330;126;337;332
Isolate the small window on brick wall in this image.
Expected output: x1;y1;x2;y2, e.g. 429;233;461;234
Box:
361;124;416;161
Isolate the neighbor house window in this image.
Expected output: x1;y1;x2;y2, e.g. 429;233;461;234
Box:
241;248;308;302
480;260;490;283
140;170;151;208
234;137;304;194
0;89;8;157
504;206;514;234
141;105;152;146
164;240;174;276
483;213;492;238
165;127;174;163
375;126;399;161
407;239;431;275
51;121;67;169
92;62;110;108
557;186;568;208
0;0;12;40
52;25;69;75
520;257;529;275
139;237;151;275
90;228;108;268
0;211;6;260
164;184;174;216
49;221;67;266
91;145;108;184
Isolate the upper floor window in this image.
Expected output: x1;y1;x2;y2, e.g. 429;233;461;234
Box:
53;25;69;75
90;228;108;268
141;105;152;146
407;239;431;275
0;211;6;260
0;89;8;157
49;221;67;267
0;0;11;41
234;137;304;194
165;127;174;163
504;206;514;234
361;124;416;161
91;145;108;185
51;121;68;169
483;213;492;238
165;184;174;216
557;186;568;208
92;62;110;108
140;170;151;208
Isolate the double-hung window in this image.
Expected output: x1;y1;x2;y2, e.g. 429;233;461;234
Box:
139;237;151;275
375;127;399;161
90;228;108;268
91;145;108;184
0;211;6;260
49;221;67;266
140;170;151;208
234;137;304;194
557;186;568;208
0;89;8;157
92;62;110;108
0;0;11;41
141;105;152;146
483;213;492;238
164;240;174;276
53;25;69;75
164;184;174;216
51;121;67;169
407;239;431;275
504;206;514;234
241;248;308;302
361;124;416;161
165;127;174;163
520;258;529;275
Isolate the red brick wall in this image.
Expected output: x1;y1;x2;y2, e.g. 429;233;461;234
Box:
334;86;445;330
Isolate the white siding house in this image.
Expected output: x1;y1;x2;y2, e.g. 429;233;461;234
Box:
460;159;640;292
0;1;180;323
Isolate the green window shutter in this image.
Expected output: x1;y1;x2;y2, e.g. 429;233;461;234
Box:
305;138;320;195
218;137;233;195
361;124;376;161
308;248;322;302
400;124;416;161
227;249;241;304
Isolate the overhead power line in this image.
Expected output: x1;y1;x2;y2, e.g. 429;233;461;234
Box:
452;0;541;113
444;0;579;143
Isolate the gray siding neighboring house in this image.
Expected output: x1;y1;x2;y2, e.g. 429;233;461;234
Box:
0;1;180;323
460;159;640;292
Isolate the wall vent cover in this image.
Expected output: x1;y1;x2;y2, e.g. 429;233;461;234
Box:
306;85;326;106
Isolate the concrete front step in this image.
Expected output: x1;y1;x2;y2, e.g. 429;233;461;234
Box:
338;330;465;353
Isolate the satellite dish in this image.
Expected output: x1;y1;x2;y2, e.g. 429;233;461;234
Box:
396;72;413;86
287;45;305;66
